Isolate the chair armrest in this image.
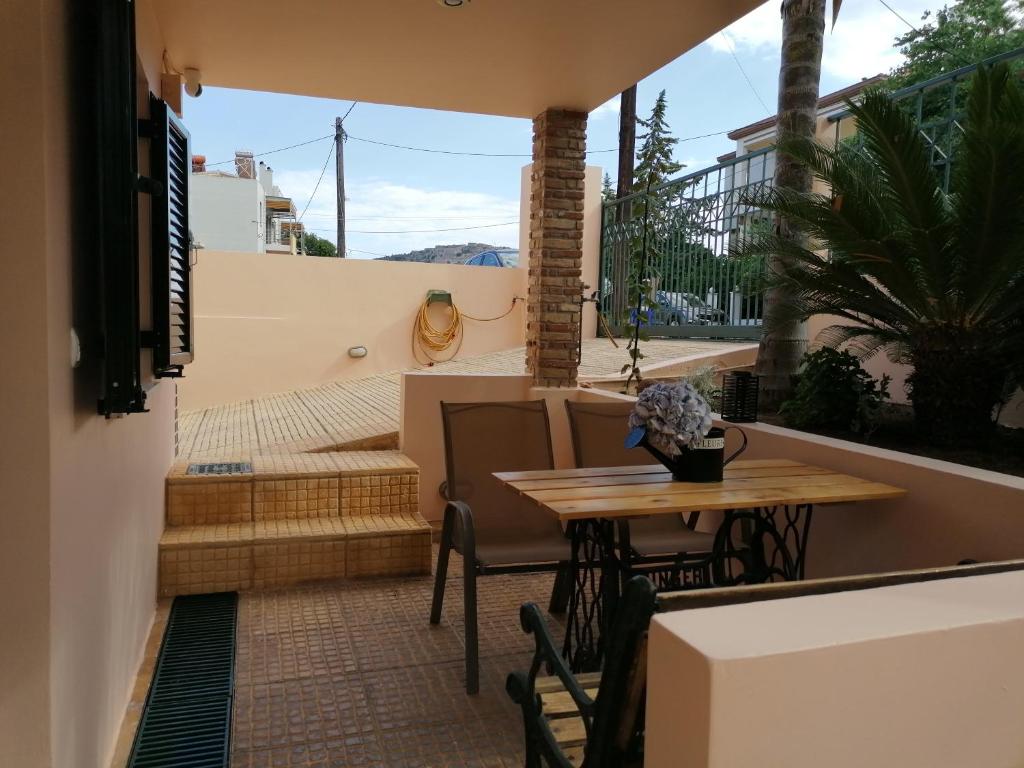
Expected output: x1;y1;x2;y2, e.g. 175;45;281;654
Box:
507;602;595;718
442;500;475;559
438;480;450;501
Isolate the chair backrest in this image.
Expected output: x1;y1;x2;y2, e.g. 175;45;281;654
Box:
565;400;650;469
440;400;557;537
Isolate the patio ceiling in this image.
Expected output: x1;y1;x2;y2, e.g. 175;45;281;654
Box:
151;0;767;118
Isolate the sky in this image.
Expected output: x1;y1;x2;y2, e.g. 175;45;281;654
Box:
184;0;947;259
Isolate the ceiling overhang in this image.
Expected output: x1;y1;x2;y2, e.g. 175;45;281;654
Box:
151;0;767;118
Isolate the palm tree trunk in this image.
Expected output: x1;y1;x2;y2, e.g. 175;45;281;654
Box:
755;0;826;412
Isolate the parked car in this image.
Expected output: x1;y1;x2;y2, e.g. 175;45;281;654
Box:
653;290;725;325
465;250;517;267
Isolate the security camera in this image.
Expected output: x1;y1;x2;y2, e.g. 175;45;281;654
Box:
184;68;203;98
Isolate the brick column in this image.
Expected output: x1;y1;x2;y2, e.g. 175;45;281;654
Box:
526;109;587;387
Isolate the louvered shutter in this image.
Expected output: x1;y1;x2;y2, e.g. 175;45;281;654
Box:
150;97;194;375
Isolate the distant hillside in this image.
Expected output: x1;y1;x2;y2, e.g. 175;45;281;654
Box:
375;242;512;265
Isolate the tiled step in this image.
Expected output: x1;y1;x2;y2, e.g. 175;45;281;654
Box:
159;515;431;596
160;451;431;596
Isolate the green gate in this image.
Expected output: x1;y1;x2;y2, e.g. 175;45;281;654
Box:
599;147;774;340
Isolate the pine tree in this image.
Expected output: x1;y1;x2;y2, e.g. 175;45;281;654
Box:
633;90;682;195
622;90;682;392
602;173;615;202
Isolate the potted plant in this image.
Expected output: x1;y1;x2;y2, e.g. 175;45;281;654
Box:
626;380;746;482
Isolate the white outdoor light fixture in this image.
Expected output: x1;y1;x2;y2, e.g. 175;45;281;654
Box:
184;68;203;97
348;346;368;359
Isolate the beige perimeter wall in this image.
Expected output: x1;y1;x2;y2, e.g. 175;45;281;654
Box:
178;253;530;411
1;2;177;766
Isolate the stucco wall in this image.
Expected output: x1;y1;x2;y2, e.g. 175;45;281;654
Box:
0;2;178;766
190;173;263;252
178;252;530;411
648;571;1024;768
1;2;57;764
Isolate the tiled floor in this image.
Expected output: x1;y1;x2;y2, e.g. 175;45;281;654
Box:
179;338;738;461
231;549;562;767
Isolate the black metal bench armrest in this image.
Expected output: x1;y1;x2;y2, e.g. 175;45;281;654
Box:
508;602;596;717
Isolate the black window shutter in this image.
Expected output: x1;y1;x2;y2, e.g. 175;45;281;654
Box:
93;0;146;415
150;97;194;376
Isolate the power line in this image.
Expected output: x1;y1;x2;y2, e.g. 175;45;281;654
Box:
300;212;517;221
340;101;358;122
298;143;335;221
346;246;391;257
201;127;729;171
306;221;519;235
344;133;537;157
205;134;333;167
719;30;773;115
876;0;919;32
876;0;973;67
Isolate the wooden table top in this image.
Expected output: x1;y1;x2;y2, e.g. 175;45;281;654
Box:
494;459;907;522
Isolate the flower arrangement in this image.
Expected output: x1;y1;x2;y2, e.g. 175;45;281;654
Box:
628;380;713;458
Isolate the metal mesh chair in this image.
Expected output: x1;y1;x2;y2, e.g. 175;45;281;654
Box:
431;400;572;694
564;400;715;588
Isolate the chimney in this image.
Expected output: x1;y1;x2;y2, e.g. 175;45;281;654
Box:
258;161;274;194
235;150;255;179
191;154;206;173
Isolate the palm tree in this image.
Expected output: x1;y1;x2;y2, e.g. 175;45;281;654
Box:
755;0;836;410
736;63;1024;441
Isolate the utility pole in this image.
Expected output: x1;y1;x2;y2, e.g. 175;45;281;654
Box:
616;84;637;204
335;116;346;258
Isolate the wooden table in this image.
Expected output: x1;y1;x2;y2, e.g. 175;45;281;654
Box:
496;459;907;670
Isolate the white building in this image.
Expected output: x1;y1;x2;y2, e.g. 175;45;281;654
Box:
189;151;303;254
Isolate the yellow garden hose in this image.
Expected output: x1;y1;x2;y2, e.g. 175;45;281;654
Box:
412;296;522;365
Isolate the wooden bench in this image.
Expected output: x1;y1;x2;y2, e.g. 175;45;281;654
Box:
507;558;1024;768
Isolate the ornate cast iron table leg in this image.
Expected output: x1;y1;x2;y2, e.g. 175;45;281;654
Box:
758;503;813;579
563;518;619;673
713;504;814;584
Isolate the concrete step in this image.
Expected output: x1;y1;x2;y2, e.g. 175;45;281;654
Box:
160;450;431;596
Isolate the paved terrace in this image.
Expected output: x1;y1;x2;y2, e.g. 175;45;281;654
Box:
117;548;561;768
177;339;741;462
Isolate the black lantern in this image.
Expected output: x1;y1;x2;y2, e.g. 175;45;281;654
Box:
721;371;759;423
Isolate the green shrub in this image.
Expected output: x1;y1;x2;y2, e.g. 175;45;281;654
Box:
781;348;890;438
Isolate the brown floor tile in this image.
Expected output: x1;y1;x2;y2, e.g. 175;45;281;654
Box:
230;547;574;767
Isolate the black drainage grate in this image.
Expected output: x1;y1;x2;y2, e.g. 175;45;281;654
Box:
128;592;238;768
186;462;252;476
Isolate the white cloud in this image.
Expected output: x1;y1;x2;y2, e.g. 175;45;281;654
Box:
590;97;620;119
274;168;520;259
706;0;944;82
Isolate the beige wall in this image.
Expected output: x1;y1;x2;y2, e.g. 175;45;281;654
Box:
1;2;57;764
647;571;1024;768
1;2;177;766
738;419;1024;577
178;253;529;411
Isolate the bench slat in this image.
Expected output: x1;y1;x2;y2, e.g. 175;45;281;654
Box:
541;687;600;717
549;716;588;748
534;671;601;694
